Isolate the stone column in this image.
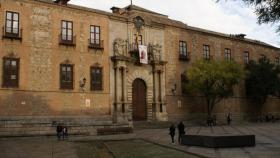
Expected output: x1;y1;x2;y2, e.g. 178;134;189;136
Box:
152;69;158;120
157;69;168;121
123;67;127;111
113;66;119;123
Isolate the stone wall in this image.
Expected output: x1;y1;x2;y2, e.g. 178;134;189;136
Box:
164;26;280;122
0;0;111;117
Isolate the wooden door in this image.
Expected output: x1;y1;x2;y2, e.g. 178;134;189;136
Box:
132;78;147;121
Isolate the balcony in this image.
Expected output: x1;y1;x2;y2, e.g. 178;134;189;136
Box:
203;55;214;61
59;34;76;46
179;52;191;61
2;27;22;41
88;39;104;50
128;43;139;59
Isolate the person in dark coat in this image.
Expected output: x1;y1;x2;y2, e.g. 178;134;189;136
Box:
227;113;232;125
56;123;63;140
169;124;176;144
177;121;185;144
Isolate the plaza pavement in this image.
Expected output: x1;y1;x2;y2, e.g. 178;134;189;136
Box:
0;123;280;158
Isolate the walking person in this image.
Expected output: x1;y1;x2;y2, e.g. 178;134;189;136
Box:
56;123;63;140
227;113;232;125
177;121;185;145
169;124;176;144
62;126;68;140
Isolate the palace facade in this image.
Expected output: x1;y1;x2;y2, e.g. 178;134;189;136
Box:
0;0;279;136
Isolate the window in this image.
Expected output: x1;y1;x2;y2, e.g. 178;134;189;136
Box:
260;54;266;60
5;11;19;35
134;34;143;45
203;45;210;60
275;57;280;66
90;25;100;45
179;41;187;56
244;51;249;64
224;48;231;61
91;67;103;91
181;73;189;95
61;20;73;41
2;58;19;88
60;64;73;90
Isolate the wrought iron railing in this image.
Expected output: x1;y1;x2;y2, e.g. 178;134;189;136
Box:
88;39;104;49
59;34;76;46
2;26;22;40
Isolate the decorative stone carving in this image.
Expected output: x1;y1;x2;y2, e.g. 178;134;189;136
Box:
149;44;162;61
114;38;127;56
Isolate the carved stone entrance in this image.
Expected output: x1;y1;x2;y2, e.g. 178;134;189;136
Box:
132;78;147;121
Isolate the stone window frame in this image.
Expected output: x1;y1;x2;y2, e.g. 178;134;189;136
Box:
224;48;231;61
179;41;187;57
60;64;74;90
5;11;19;35
61;20;73;41
90;25;101;45
244;51;250;64
203;45;211;60
2;57;20;88
90;66;103;91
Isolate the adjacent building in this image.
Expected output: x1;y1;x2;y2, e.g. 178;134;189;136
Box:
0;0;279;136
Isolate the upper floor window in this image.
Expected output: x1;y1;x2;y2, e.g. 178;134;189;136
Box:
134;34;143;45
260;54;266;60
61;20;73;41
5;11;19;35
203;45;210;60
91;67;103;91
275;57;280;66
224;48;231;61
244;51;249;64
90;25;100;45
179;41;187;56
60;64;73;90
181;73;189;95
2;58;19;88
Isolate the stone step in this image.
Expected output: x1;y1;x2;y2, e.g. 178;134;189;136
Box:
0;116;116;137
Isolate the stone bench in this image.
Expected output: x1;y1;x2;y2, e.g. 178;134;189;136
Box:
181;134;255;148
97;127;133;135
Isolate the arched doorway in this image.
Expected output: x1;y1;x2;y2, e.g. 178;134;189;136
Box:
132;78;147;121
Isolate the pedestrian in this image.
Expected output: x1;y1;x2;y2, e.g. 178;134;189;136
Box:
62;126;68;140
169;124;176;144
177;121;185;144
227;113;232;125
213;115;217;126
56;123;63;140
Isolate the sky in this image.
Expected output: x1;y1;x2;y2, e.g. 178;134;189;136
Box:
69;0;280;47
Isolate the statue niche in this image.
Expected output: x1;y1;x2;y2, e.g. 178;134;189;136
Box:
149;44;162;62
114;38;127;56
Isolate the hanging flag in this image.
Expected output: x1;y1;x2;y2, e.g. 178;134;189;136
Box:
138;45;148;64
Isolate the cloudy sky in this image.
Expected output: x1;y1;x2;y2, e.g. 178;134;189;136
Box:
70;0;280;47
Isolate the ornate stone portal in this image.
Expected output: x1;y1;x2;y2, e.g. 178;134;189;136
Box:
111;38;168;124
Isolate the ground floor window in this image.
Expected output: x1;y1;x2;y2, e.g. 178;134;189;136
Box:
60;64;74;90
91;67;103;91
2;58;19;88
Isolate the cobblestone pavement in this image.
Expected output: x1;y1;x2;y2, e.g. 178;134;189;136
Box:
72;123;280;158
0;123;279;158
133;123;280;158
